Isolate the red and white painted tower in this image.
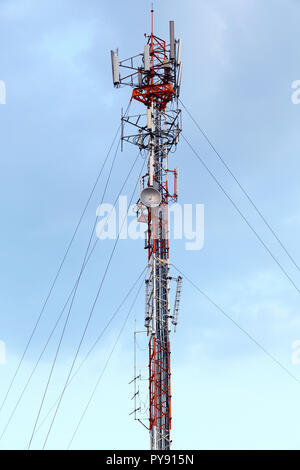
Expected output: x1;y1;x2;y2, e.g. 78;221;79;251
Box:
111;10;182;450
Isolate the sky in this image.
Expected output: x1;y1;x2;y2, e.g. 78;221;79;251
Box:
1;0;300;450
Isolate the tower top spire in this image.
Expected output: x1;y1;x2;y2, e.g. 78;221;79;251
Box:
151;4;154;37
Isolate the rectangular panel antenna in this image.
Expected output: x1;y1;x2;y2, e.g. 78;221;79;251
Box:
144;44;150;71
177;62;182;92
110;50;120;85
169;21;175;60
177;39;181;65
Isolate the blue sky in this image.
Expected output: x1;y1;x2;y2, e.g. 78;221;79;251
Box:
1;0;300;450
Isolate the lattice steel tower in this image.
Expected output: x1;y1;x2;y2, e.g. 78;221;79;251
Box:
111;10;182;450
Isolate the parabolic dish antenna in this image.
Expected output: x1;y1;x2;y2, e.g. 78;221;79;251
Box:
140;187;162;208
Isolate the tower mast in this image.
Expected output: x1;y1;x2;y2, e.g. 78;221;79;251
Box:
111;10;182;450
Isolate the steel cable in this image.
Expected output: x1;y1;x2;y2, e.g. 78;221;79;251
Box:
180;99;300;272
25;267;146;444
67;276;145;449
0;101;131;418
173;264;300;384
40;157;146;449
27;127;123;449
182;134;300;297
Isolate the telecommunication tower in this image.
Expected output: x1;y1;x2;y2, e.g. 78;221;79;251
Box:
111;10;182;450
